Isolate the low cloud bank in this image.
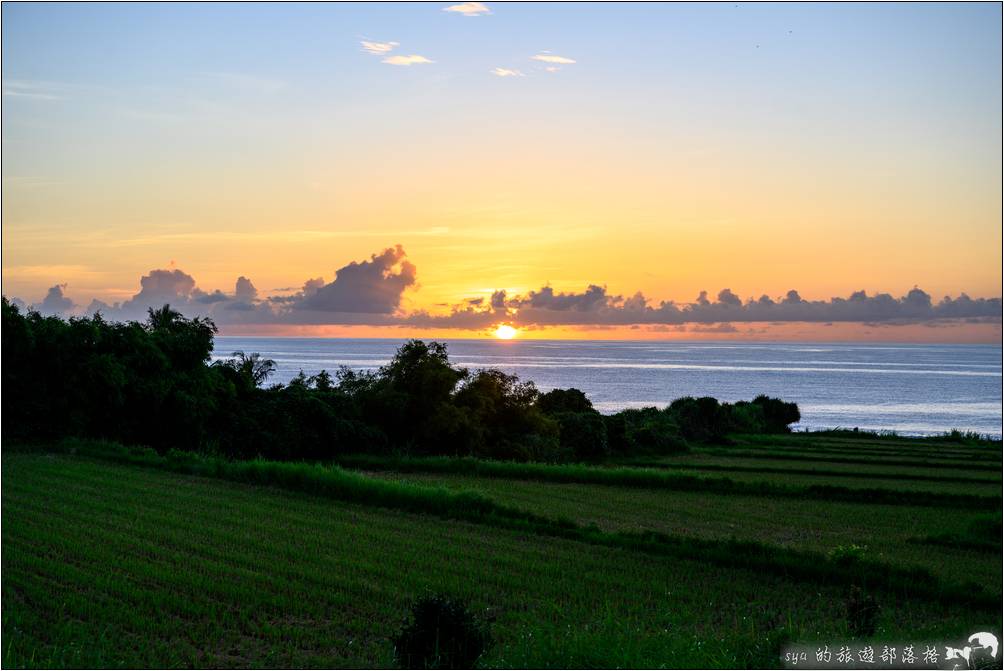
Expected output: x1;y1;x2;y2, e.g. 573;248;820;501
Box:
406;285;1000;329
12;245;1002;331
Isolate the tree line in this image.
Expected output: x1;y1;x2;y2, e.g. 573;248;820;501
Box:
2;299;800;462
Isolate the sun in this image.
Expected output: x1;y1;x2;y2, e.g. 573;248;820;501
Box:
493;324;518;340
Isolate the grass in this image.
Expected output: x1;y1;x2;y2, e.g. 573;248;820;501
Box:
358;469;1002;593
723;434;1002;461
605;462;1002;495
618;453;997;481
676;448;1003;471
19;440;992;604
612;432;1002;495
7;452;998;669
791;429;1002;448
335;454;1001;510
3;433;1002;669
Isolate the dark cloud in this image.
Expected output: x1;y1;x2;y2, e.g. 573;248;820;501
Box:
301;277;325;297
86;298;113;315
717;289;742;307
689;322;739;333
296;245;415;314
515;284;609;311
475;284;1002;327
404;283;1001;330
39;284;74;315
194;290;229;304
120;269;197;314
9;245;1001;333
490;290;507;310
235;276;258;302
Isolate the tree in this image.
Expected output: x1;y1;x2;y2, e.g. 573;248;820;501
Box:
537;388;595;415
213;351;276;394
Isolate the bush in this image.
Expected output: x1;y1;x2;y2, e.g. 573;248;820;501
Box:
607;407;688;454
537;388;595;415
393;595;491;669
845;586;880;637
828;544;867;565
553;411;609;459
751;395;801;433
667;397;730;442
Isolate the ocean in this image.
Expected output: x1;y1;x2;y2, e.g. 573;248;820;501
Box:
213;338;1003;437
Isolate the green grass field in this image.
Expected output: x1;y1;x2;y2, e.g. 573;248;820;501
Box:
359;470;1002;589
614;465;1001;495
3;433;1001;668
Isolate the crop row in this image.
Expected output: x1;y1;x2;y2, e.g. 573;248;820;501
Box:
362;469;1000;591
29;440;1003;609
686;448;1004;471
609;459;999;487
10;454;990;668
335;454;1000;510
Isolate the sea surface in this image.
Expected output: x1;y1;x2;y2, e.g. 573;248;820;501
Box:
213;338;1003;437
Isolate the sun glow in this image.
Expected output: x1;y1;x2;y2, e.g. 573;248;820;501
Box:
494;324;517;339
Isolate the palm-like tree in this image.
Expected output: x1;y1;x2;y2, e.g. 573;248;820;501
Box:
147;304;183;331
214;350;276;390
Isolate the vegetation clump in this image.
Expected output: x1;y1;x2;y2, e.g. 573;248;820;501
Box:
844;586;880;637
828;544;868;565
2;299;803;463
393;595;491;669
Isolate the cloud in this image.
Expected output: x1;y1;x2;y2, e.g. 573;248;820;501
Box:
39;284;74;315
490;290;508;310
507;285;1002;327
194;290;229;304
122;269;197;312
86;298;112;315
443;2;491;16
491;67;524;77
689;322;739;334
295;245;416;314
2;80;65;101
301;277;325;297
360;40;399;55
532;53;576;64
235;276;258;302
404;283;1003;330
516;284;610;311
11;246;1000;335
383;55;434;66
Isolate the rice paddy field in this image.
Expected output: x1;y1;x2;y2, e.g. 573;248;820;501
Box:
2;433;1001;669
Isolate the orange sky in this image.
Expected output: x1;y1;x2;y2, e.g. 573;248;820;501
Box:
2;3;1001;341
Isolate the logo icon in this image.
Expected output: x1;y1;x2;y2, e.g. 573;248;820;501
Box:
945;632;998;669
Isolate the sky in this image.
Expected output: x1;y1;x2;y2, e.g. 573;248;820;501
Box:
2;2;1002;341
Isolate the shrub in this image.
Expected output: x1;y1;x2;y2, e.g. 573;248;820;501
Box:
393;595;491;669
727;401;767;433
667;396;730;442
828;544;868;565
455;369;560;460
607;407;688;455
751;395;801;433
537;388;595;415
553;411;609;459
845;586;880;637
